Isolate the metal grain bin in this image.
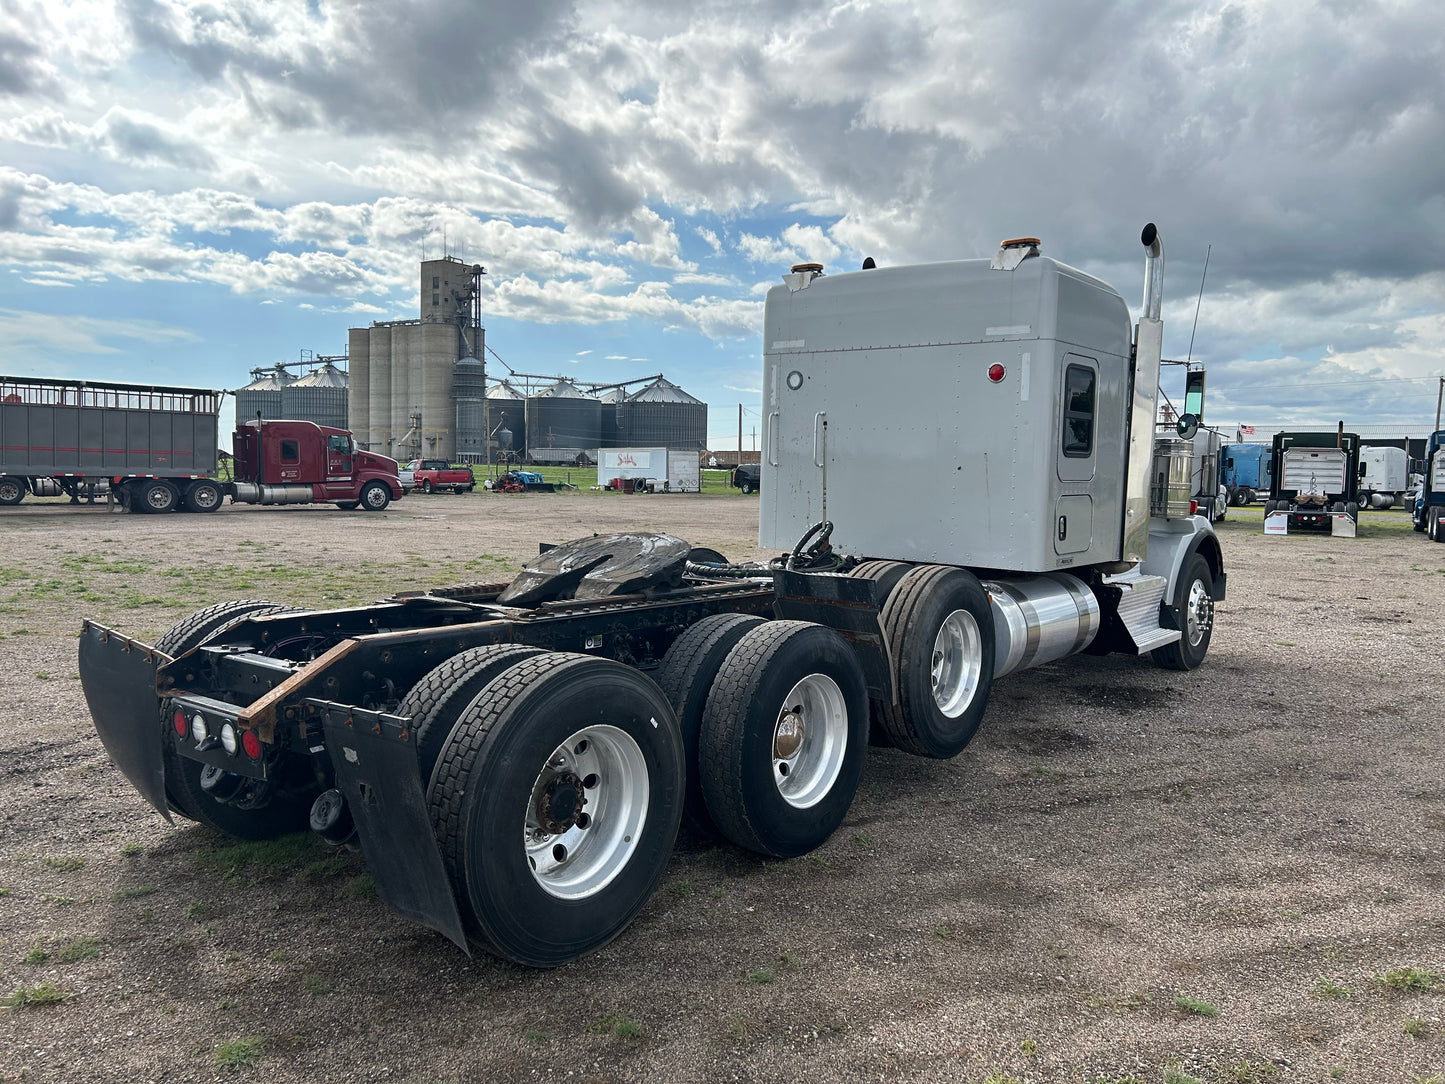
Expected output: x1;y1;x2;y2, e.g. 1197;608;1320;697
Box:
283;362;348;430
615;377;707;452
235;365;294;424
599;387;625;448
484;380;525;456
454;356;485;461
525;379;600;458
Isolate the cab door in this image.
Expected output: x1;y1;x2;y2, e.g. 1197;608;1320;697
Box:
326;434;353;481
1054;355;1097;555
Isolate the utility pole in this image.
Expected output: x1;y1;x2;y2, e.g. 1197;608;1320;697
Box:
1436;376;1443;432
738;404;743;467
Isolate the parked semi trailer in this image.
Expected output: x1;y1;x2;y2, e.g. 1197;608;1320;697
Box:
1413;430;1445;540
79;224;1224;968
0;375;403;512
1221;442;1272;506
1263;430;1361;536
1357;445;1408;510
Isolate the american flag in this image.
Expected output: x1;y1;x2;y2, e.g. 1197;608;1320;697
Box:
1239;425;1255;435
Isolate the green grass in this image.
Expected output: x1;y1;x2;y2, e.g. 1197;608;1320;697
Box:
588;1010;643;1041
1311;978;1354;999
1174;994;1219;1018
183;901;215;920
20;944;48;965
1374;966;1440;993
121;842;143;856
747;969;774;984
1226;1060;1280;1082
41;855;85;872
301;973;334;996
344;874;377;899
1403;1018;1429;1039
214;1037;264;1071
112;884;158;900
56;936;101;962
3;980;71;1009
1164;1069;1206;1084
197;833;323;879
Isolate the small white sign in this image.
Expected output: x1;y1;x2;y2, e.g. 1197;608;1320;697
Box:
771;339;805;350
985;325;1031;337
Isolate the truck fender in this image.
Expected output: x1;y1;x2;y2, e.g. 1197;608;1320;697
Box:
1141;518;1227;632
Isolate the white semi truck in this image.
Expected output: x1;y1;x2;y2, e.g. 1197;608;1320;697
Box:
1357;445;1408;510
80;224;1222;968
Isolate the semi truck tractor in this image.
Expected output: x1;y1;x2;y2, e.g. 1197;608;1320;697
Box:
1357;445;1408;510
1413;430;1445;540
1263;430;1361;536
1221;442;1271;506
0;375;403;512
78;223;1224;968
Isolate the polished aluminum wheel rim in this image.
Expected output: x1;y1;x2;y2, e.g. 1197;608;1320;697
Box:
524;724;648;900
931;609;982;718
772;673;847;809
1186;579;1213;647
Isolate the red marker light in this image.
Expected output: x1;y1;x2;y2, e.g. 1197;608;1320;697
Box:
173;709;187;737
241;730;262;760
1189;499;1199;515
987;364;1006;383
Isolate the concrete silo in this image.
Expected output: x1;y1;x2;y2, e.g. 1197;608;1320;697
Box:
367;324;393;454
347;328;370;447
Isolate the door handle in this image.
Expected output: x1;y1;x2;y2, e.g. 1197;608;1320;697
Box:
766;411;779;466
1057;515;1067;541
813;412;827;468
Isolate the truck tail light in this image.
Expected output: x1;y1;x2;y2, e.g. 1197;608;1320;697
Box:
241;730;262;760
173;709;187;737
219;723;239;756
987;364;1006;383
190;715;208;745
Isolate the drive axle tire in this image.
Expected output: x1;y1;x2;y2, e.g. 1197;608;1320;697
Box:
399;643;548;784
1153;553;1215;671
422;479;434;494
845;560;914;747
154;600;312;837
428;653;685;967
359;481;391;511
698;621;868;858
877;565;995;758
655;612;768;834
0;477;25;505
334;501;358;510
183;480;223;513
136;480;179;514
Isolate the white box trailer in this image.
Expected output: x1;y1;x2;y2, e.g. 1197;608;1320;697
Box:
597;448;701;492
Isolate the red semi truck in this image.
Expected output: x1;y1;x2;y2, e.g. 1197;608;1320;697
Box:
0;374;403;513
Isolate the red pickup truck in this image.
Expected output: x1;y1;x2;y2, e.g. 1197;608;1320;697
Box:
402;459;476;494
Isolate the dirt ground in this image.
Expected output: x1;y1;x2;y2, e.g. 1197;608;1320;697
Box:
1;492;1442;1084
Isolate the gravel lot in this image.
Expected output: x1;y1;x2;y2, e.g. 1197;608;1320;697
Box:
1;493;1442;1084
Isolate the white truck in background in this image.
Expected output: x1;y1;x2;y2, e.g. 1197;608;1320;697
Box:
1357;445;1408;510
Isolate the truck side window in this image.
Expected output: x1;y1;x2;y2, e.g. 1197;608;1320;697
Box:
280;440;299;462
328;435;350;453
1062;365;1095;458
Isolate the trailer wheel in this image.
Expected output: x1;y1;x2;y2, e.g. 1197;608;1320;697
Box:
399;643;547;783
359;481;391;511
655;612;768;834
428;653;684;967
697;621;868;858
1152;553;1215;671
0;477;25;505
135;480;179;514
154;600;310;835
183;480;223;513
874;565;994;758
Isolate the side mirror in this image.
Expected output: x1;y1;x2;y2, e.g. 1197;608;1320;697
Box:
1176;413;1200;439
1184;370;1205;422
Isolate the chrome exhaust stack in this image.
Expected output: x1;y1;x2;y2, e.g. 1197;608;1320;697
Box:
1121;222;1165;565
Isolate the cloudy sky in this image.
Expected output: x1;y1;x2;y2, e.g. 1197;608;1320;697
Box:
2;0;1442;446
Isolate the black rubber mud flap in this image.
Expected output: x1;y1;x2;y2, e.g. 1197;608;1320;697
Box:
772;569;894;702
315;701;469;954
78;621;172;823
